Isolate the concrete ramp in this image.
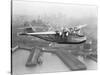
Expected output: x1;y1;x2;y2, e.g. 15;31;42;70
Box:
55;50;87;71
26;47;42;67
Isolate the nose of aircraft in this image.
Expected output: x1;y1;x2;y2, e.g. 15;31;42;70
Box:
82;36;87;42
77;35;87;43
68;35;87;44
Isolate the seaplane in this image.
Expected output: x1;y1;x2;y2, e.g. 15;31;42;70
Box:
17;24;87;47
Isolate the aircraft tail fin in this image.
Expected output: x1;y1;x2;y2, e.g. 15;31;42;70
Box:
17;24;36;33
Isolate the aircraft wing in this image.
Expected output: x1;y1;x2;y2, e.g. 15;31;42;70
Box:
18;31;56;36
27;31;56;35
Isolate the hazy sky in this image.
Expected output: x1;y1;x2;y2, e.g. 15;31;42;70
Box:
12;0;97;39
13;0;97;18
